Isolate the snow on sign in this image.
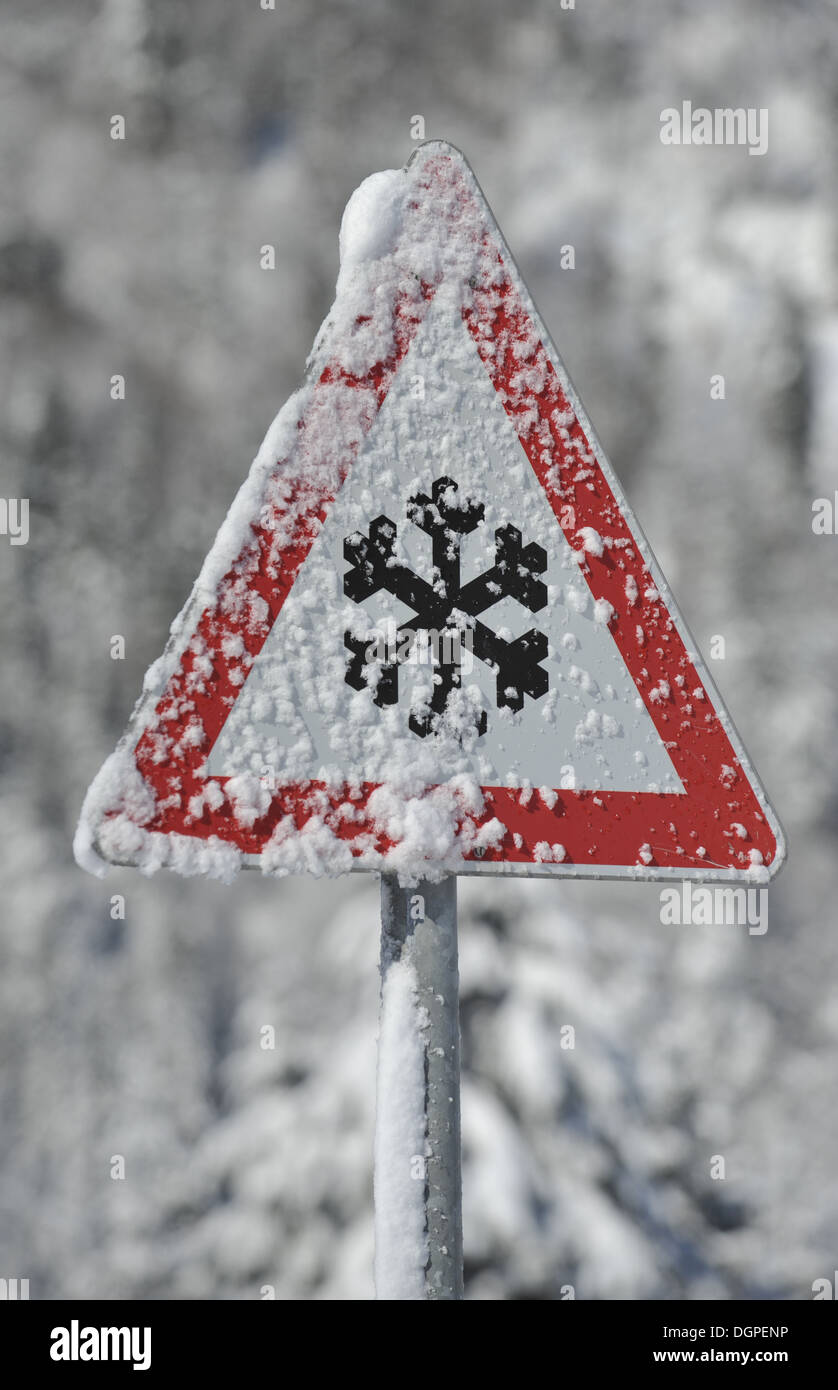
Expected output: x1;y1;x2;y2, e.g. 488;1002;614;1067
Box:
75;141;784;885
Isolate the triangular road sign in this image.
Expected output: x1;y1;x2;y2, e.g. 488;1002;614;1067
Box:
75;141;785;883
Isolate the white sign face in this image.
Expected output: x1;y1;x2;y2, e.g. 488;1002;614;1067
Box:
75;142;784;884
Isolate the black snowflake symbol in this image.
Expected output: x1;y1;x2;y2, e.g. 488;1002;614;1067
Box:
343;476;549;737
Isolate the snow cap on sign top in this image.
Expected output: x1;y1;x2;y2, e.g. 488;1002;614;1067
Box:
74;141;785;887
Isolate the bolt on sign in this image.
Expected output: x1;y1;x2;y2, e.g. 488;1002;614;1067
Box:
75;142;785;885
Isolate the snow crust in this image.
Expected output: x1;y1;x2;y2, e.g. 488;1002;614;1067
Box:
372;956;428;1297
73;143;780;886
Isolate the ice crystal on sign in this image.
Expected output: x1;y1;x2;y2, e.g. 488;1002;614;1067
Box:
343;475;549;737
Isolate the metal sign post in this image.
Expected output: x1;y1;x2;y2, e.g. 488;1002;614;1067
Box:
375;874;463;1300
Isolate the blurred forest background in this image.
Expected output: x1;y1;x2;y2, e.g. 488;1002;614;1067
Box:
1;0;837;1300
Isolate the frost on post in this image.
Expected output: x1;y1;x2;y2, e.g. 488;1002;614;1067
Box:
343;475;549;736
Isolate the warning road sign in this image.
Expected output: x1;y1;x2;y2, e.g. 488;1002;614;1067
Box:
75;141;785;883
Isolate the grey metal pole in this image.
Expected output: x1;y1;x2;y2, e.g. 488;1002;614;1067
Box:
375;874;463;1300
